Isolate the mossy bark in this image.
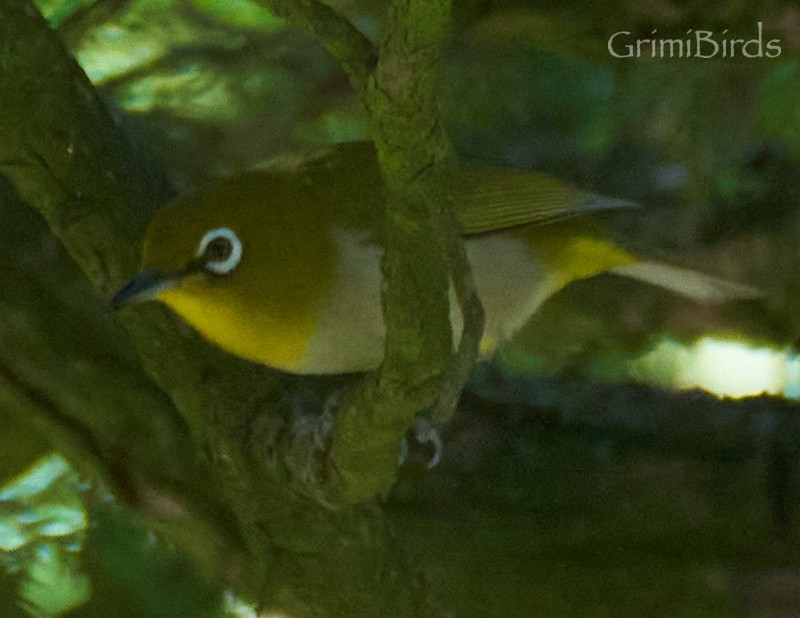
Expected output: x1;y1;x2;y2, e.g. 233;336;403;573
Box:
0;0;451;613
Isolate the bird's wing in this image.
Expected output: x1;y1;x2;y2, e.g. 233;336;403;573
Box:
450;166;635;235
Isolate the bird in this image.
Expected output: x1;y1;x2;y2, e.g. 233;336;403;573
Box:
112;141;758;374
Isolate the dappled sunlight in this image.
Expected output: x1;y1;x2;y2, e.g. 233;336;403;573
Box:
634;337;800;399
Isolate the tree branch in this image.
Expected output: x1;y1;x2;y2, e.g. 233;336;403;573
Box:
255;0;485;500
333;0;487;500
254;0;377;91
0;1;443;611
433;209;485;423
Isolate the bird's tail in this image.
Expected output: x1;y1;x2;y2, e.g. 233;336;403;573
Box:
610;261;761;304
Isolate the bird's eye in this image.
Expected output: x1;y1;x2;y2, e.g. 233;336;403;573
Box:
206;237;233;261
195;227;242;275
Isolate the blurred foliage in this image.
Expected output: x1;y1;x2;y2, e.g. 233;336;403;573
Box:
44;0;369;188
30;0;800;205
0;457;88;617
0;457;222;618
69;506;221;618
5;0;800;615
759;58;800;147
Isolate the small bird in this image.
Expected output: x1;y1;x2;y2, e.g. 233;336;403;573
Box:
113;141;757;374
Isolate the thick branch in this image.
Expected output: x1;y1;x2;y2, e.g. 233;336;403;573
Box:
0;174;236;530
0;1;440;612
0;3;171;296
332;0;485;500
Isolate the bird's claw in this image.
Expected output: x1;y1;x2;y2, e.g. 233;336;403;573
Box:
398;418;444;468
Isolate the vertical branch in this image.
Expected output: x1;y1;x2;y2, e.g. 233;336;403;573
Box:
433;208;485;423
258;0;480;499
332;0;457;499
256;0;485;500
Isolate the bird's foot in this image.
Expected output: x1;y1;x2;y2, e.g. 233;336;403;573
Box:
399;417;444;469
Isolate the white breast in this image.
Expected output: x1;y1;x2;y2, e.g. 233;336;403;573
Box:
461;234;561;353
301;228;386;373
300;229;561;373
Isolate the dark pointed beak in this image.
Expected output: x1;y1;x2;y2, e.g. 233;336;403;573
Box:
111;267;177;310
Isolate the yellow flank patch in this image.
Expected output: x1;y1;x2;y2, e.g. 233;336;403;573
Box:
523;220;637;284
479;336;498;356
159;287;314;371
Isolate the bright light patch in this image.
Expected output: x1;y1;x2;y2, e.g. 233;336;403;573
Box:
630;337;800;400
193;0;283;31
224;590;293;618
679;338;788;399
76;24;164;83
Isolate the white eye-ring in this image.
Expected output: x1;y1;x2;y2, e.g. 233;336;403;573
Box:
195;227;243;275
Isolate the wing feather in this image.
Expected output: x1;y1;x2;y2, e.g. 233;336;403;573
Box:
451;166;635;235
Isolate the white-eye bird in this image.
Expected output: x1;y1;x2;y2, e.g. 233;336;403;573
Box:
113;141;757;373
